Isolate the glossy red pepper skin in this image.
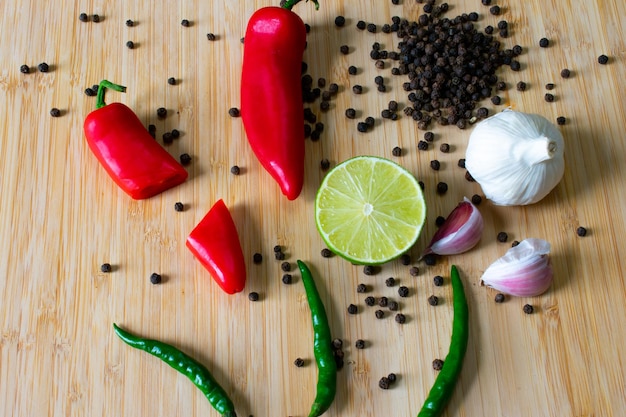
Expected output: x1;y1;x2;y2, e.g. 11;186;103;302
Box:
186;199;246;294
83;81;188;200
240;6;307;200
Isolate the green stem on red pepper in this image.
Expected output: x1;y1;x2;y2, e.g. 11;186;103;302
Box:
280;0;319;11
417;265;469;417
113;324;237;417
95;80;126;109
297;260;337;417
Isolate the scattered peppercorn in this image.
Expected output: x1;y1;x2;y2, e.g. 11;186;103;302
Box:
439;143;450;153
556;116;566;125
539;37;549;48
355;339;366;349
38;62;49;73
497;232;509;242
345;108;357;119
274;251;285;261
340;45;350;55
436;182;448;195
378;297;389;308
523;304;534;314
167;77;176;85
156;107;167;118
50;108;61;117
356;20;366;30
418;140;429;151
598;54;609;65
435;216;446;227
394;313;406;324
181;19;190;27
364;296;376;306
92;14;100;23
150;273;162;285
511;240;520;247
367;23;377;33
174;202;184;212
248;291;260;301
433;275;444;286
428;295;439;306
100;263;112;273
20;64;30;74
560;68;571;78
125;41;135;49
280;262;291;272
545;83;555;90
378;376;390;389
375;310;385;319
334;15;346;27
491;95;502;105
356;283;368;293
392;146;402;157
484;25;494;35
423;254;437;266
282;274;292;284
385;277;396;287
126;19;134;27
398;286;409;298
430;160;441;171
465;171;475;182
489;5;501;15
400;254;411;266
545;93;555;102
332;338;343;349
348;65;357;75
481;0;492;4
179;153;192;166
84;87;96;96
516;81;527;91
494;293;505;303
352;85;363;94
388;301;399;311
253;253;263;264
228;107;240;117
432;359;444;371
458;158;466;168
576;226;587;237
347;304;358;315
409;266;419;277
294;358;305;367
79;13;89;22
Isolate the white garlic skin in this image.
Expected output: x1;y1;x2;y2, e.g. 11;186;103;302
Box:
465;110;565;206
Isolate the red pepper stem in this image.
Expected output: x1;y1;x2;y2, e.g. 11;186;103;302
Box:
96;80;127;109
281;0;319;11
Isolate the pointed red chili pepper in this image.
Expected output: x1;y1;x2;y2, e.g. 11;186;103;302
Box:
186;199;247;294
240;0;318;200
83;80;188;199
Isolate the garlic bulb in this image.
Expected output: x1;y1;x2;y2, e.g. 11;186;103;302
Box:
480;238;553;297
465;109;565;206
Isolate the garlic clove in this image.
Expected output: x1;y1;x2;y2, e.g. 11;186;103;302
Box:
422;197;484;257
480;238;553;297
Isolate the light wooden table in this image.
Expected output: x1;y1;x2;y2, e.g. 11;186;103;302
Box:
1;1;625;416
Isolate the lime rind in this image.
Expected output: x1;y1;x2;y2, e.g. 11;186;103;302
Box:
315;156;426;265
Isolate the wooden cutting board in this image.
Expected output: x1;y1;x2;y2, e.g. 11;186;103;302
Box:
1;1;625;416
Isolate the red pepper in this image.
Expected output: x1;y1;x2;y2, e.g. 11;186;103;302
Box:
83;80;188;199
240;0;318;200
186;199;246;294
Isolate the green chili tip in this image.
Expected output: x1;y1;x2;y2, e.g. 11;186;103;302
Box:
96;80;127;109
281;0;320;11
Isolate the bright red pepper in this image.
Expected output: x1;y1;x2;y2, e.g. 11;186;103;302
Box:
240;0;318;201
83;80;188;200
186;199;246;294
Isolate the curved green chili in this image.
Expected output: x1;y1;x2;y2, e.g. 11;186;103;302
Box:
113;324;237;417
417;265;469;417
297;260;337;417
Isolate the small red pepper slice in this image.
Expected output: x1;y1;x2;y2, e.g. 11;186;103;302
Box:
186;199;246;294
83;80;188;199
240;1;317;200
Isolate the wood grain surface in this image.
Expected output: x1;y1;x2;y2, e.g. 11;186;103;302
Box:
1;1;625;416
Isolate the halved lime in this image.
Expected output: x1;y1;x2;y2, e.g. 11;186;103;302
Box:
315;156;426;265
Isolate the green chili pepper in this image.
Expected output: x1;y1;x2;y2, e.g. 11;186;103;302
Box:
417;265;469;417
113;323;237;417
297;260;337;417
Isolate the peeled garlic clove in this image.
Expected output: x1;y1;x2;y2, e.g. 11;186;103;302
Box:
481;238;553;297
422;197;484;257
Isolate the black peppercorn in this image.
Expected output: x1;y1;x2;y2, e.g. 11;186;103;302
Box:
92;14;100;23
345;108;357;119
539;38;549;47
481;0;492;4
294;358;305;367
228;107;240;117
430;160;441;171
491;95;502;105
50;108;61;117
156;107;167;118
332;338;343;349
248;291;260;301
497;232;509;243
280;262;290;272
352;85;363;94
388;301;399;311
181;19;190;27
385;277;396;287
433;275;444;286
179;153;192;165
167;77;176;85
395;313;406;324
171;129;180;138
174;202;184;212
387;373;397;383
367;23;377;33
38;62;49;73
417;140;429;151
436;182;448;195
471;194;482;205
340;45;349;55
457;159;466;169
347;304;358;314
253;253;263;264
85;87;96;96
79;13;89;22
435;216;446;227
484;25;494;35
428;295;439;306
364;296;376;306
598;54;609;65
523;304;534;314
576;226;587;237
20;64;30;74
423;253;437;266
560;68;571;78
494;293;505;303
432;358;444;370
375;310;385;319
355;339;366;349
400;254;411;265
126;41;135;49
378;297;389;308
334;15;345;27
398;286;409;298
356;20;366;30
556;116;566;125
545;93;555;102
439;143;450;153
516;81;527;91
489;5;501;15
150;273;162;285
356;283;368;293
126;19;134;27
357;122;369;133
274;251;285;261
511;240;520;247
409;266;419;277
101;263;112;273
512;45;523;56
348;65;357;75
363;265;375;275
392;146;402;157
282;274;293;284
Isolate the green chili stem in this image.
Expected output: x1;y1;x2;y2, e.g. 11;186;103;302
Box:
281;0;320;11
96;80;127;109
